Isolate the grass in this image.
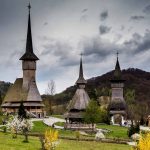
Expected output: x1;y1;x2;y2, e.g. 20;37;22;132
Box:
31;121;75;138
32;121;129;139
56;140;131;150
55;122;65;127
0;132;41;150
0;132;131;150
51;115;64;119
0;115;3;124
97;124;129;139
31;121;50;133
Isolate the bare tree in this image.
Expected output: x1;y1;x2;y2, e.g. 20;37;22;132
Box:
46;80;56;96
45;80;56;115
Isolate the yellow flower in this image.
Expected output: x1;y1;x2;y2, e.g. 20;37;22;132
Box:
44;129;58;150
133;132;150;150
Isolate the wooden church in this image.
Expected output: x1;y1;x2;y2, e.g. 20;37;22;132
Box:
109;53;126;125
1;4;45;118
64;55;90;128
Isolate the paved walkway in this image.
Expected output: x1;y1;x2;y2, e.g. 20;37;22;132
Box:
140;126;150;131
127;142;136;146
43;116;65;129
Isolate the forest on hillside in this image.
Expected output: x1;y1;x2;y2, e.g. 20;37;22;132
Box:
1;68;150;117
42;68;150;116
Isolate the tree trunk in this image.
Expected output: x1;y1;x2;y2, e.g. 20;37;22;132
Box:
23;129;28;142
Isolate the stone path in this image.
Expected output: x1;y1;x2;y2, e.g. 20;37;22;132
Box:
140;126;150;131
127;142;136;146
43;116;65;129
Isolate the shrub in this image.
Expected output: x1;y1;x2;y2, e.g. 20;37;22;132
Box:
6;115;33;141
6;116;21;138
75;131;80;141
128;123;140;137
133;133;150;150
44;129;59;150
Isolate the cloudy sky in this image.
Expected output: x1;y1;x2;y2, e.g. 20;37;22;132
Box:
0;0;150;94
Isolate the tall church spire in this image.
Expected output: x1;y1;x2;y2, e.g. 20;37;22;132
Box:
76;53;87;85
20;3;39;60
113;51;121;80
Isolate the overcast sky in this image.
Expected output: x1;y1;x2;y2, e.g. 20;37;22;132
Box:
1;0;150;94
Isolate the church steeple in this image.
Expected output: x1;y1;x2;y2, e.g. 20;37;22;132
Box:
20;3;39;60
113;52;121;80
76;54;87;85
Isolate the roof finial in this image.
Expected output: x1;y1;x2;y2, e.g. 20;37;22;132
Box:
28;2;31;12
116;51;119;60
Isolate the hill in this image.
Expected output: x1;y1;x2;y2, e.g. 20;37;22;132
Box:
0;81;12;105
51;68;150;107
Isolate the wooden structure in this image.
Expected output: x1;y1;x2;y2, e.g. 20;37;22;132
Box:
109;53;126;125
1;4;45;118
64;55;90;126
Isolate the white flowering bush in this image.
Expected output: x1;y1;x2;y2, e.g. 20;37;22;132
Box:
6;115;33;142
6;115;22;138
20;118;33;142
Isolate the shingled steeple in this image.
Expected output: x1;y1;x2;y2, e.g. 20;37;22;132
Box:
20;3;39;61
76;54;87;85
113;52;121;80
64;54;90;124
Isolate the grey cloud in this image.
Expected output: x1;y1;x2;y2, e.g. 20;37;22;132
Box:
42;40;73;57
99;25;111;35
80;15;88;22
44;22;48;26
130;15;145;21
120;25;125;31
82;8;88;13
143;4;150;14
41;38;79;67
124;31;150;54
100;10;108;21
82;30;150;61
82;36;119;59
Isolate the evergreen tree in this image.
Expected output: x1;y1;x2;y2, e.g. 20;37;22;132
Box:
83;100;101;130
18;101;27;119
0;91;2;105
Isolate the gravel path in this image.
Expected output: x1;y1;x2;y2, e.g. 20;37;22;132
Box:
43;117;65;129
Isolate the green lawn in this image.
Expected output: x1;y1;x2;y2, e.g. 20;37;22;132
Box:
97;124;129;139
57;140;131;150
32;121;129;140
55;122;65;127
32;121;129;139
31;121;75;138
32;120;50;133
0;132;131;150
0;132;41;150
51;115;64;119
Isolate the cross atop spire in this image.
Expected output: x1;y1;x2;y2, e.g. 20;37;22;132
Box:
20;3;39;61
116;51;119;59
28;2;31;11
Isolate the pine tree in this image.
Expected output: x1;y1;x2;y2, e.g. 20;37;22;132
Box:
18;101;27;119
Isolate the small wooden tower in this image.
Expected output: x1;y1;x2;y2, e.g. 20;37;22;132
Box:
64;55;90;124
1;4;45;118
109;52;126;125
